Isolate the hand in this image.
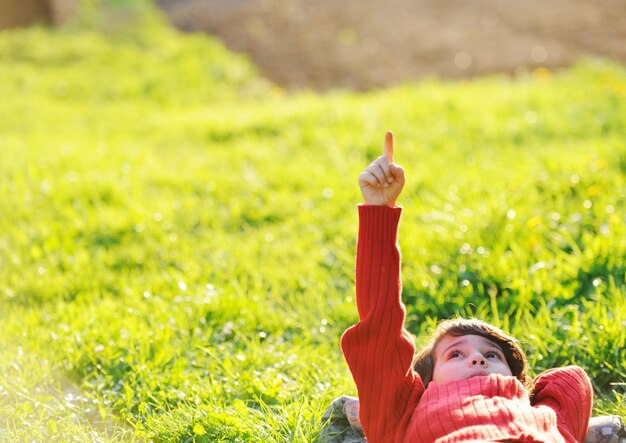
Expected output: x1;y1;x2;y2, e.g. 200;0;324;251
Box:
358;131;405;207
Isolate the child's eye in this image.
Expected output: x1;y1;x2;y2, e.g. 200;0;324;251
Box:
485;350;502;359
448;351;461;359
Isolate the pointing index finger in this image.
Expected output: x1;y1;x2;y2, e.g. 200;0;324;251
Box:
383;130;394;163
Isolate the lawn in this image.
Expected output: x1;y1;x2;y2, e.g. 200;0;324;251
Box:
0;7;624;442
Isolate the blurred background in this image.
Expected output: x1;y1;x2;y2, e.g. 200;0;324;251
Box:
2;0;626;91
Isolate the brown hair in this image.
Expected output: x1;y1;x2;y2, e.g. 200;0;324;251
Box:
412;318;529;388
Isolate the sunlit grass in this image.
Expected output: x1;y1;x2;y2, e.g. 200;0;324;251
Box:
0;9;624;442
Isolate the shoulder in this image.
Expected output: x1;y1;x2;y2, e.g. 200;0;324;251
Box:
531;366;594;442
531;365;592;402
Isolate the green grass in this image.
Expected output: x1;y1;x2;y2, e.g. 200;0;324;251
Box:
0;9;625;442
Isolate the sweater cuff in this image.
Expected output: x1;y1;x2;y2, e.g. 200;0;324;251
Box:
357;204;402;243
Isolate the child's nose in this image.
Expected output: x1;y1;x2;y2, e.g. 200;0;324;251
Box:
468;353;486;367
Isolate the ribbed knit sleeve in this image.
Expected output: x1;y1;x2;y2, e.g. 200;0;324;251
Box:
341;205;424;443
531;365;593;442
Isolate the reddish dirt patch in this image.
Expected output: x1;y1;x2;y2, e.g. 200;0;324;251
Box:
157;0;626;91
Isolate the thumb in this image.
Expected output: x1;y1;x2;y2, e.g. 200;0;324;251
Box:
390;164;405;184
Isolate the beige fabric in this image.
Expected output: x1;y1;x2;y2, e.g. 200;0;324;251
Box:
320;396;364;443
585;416;626;443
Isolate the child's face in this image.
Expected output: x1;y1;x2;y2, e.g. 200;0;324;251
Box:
431;334;512;385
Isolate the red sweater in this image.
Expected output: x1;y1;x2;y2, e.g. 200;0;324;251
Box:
341;205;593;443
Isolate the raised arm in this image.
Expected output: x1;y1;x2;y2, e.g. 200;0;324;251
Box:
353;131;405;319
341;132;423;443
